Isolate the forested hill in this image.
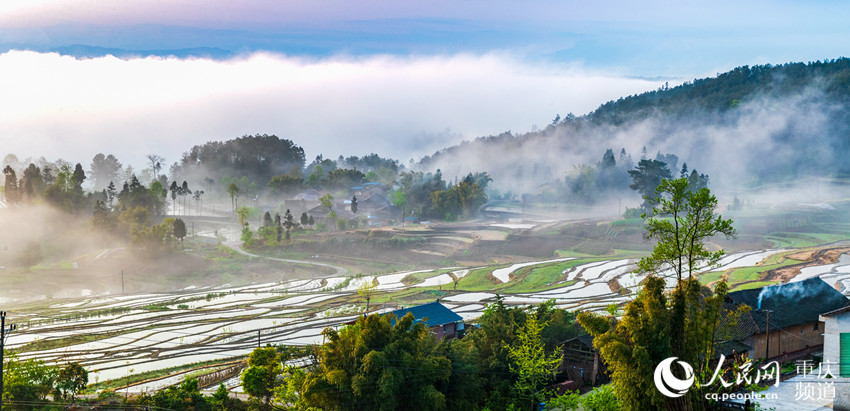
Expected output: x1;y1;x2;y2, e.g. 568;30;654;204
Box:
418;58;850;194
588;59;850;125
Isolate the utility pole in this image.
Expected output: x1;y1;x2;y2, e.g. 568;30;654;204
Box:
257;330;260;348
121;270;125;295
1;311;17;411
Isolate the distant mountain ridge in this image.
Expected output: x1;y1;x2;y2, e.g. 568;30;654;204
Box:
418;58;850;192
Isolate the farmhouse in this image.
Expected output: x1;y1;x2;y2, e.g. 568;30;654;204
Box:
384;301;465;340
723;277;849;361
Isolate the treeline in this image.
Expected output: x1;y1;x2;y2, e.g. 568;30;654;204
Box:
521;146;707;211
587;58;850;125
237;299;593;411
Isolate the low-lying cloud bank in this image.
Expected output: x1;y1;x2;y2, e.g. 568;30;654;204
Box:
0;50;662;168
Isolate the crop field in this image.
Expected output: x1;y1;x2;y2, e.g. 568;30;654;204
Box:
4;209;850;395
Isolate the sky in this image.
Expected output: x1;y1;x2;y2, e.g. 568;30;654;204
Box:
1;0;849;170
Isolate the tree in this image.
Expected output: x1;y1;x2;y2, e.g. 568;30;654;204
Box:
179;181;191;215
236;206;252;227
56;362;88;402
637;177;736;283
356;279;377;312
170;181;179;214
300;211;309;226
302;313;451;410
392;190;407;225
508;315;563;410
90;153;123;191
147;377;209;410
228;182;239;211
173;218;187;248
71;163;86;193
628;159;672;213
241;346;281;409
105;181;117;209
93;200;117;231
146;154;164;181
3;165;19;205
3;353;58;406
283;209;295;241
267;174;303;195
351;195;358;214
270;213;281;243
308;215;315;226
192;189;205;215
579;178;740;411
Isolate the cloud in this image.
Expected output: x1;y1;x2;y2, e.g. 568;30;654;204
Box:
0;50;660;169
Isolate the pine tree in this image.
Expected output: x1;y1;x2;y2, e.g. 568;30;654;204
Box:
283;209;295;241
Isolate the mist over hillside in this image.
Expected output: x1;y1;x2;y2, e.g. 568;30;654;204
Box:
417;59;850;197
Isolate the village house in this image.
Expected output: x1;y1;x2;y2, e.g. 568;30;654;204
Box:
384;301;465;340
722;277;849;361
560;333;608;388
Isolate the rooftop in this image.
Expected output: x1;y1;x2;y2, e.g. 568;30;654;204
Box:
384;301;463;327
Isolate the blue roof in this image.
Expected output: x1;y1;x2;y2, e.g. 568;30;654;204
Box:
385;301;462;327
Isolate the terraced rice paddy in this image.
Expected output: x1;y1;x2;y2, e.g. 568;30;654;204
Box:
5;246;850;393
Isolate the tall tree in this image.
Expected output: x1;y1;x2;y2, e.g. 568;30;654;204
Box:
351;195;358;214
72;163;86;193
508;315;564;410
4;165;19;205
146;154;164;181
90;153;123;191
637;177;736;283
283;209;295;241
580;178;739;411
628;159;672;213
227;182;239;211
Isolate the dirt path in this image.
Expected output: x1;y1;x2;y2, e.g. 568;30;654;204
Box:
222;241;349;277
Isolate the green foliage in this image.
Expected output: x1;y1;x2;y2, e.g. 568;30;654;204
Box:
242;346;282;408
507;315;563;408
144;377;209;410
326;168;365;190
3;352;58;408
622;207;642;219
56;362;88;402
581;385;620;411
268;174;303;195
577;276;671;410
637;177;736;282
543;390;580;410
465;297;577;410
173;218;187;244
241;225;254;247
302;313;452;410
319;193;334;211
628;159;672;213
430;175;487;221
